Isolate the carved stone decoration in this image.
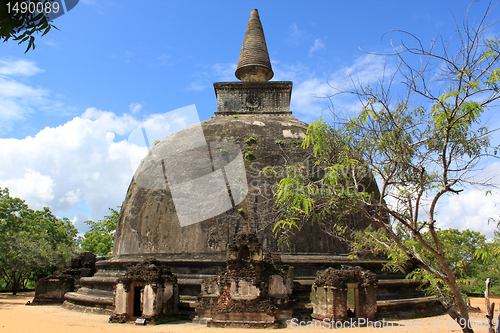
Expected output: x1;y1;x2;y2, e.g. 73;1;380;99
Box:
195;232;294;327
109;258;178;323
311;266;378;322
214;82;292;115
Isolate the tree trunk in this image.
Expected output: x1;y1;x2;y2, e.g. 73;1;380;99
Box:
496;311;500;333
11;272;20;296
438;255;473;333
403;237;474;333
447;279;473;333
486;278;496;333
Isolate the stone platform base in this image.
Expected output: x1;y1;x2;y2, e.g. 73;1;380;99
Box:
208;319;279;328
62;254;444;321
376;296;444;319
31;298;65;305
62;300;114;315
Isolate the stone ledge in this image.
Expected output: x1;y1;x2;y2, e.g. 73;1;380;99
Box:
62;300;114;315
214;81;293;90
377;279;422;287
376;295;445;319
64;291;113;306
280;254;390;264
208;318;279;328
73;287;114;298
377;295;440;308
80;276;118;284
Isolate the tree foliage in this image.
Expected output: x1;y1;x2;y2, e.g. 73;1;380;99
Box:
472;219;500;295
0;187;79;294
0;0;58;52
273;4;499;333
80;208;119;258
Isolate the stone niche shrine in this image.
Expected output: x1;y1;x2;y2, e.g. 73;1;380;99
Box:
109;258;178;323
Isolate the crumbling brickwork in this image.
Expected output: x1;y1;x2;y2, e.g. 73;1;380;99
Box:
196;233;293;327
311;266;378;321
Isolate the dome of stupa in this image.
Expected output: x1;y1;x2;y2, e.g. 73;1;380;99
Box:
113;113;359;257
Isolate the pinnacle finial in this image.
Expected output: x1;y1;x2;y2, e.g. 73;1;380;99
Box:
235;9;274;82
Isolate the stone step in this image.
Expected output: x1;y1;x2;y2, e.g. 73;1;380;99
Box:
178;295;198;317
377;295;440;309
74;287;114;298
177;274;217;285
279;254;389;265
93;271;125;278
79;276;118;292
293;277;420;285
377;295;444;319
62;300;114;315
81;276;118;284
377;293;425;301
65;291;114;306
377;279;421;286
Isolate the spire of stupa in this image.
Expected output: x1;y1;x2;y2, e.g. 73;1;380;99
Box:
235;9;274;82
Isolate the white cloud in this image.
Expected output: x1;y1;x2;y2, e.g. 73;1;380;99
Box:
270;61;333;121
436;189;500;239
0;76;49;131
288;23;305;46
187;63;236;92
377;162;500;239
43;39;59;48
211;63;237;82
273;54;398;121
271;61;309;82
0;59;71;134
129;103;143;114
291;77;332;119
435;162;500;238
309;38;325;57
123;50;134;63
0;169;55;209
0;109;141;232
340;53;394;87
0;105;202;233
0;59;44;76
60;189;80;205
155;53;171;66
187;81;207;92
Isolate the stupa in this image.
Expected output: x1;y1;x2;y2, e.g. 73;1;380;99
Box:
63;9;444;321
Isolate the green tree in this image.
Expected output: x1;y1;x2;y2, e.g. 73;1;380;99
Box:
428;229;486;280
0;187;79;294
473;217;500;294
0;0;58;52
28;207;80;283
400;229;489;296
80;208;119;258
273;5;499;333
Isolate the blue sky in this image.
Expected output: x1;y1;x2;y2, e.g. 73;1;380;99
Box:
1;0;499;237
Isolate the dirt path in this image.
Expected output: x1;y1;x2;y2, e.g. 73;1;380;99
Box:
0;292;498;332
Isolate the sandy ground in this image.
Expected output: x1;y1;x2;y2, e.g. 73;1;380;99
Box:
0;292;498;333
